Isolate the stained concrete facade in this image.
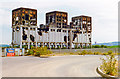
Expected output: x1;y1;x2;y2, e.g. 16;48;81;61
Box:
12;7;92;49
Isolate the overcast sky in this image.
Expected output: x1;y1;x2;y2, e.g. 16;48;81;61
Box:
0;0;119;44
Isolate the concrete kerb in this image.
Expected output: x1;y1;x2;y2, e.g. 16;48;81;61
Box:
96;66;118;79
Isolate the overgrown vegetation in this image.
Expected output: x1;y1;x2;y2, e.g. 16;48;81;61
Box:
76;50;117;55
118;60;120;77
92;45;120;48
100;51;118;76
92;45;107;48
27;46;53;57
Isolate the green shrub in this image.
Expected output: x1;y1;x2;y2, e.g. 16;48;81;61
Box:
94;52;101;55
92;45;108;48
87;51;93;55
82;46;86;49
70;52;74;55
81;50;87;55
92;45;101;48
108;50;113;55
104;45;108;48
101;45;108;48
27;49;34;55
63;53;67;55
22;45;27;48
78;52;81;55
77;47;81;49
102;52;108;55
101;45;104;48
75;45;78;49
27;46;53;57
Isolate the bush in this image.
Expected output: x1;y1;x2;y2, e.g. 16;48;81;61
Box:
87;51;93;55
22;45;27;48
101;45;108;48
108;50;113;55
100;54;118;76
94;52;101;55
63;53;67;55
27;46;53;57
77;47;81;49
82;46;87;49
81;50;87;55
104;45;108;48
92;45;101;48
75;45;78;49
78;52;81;55
70;52;74;55
27;49;34;55
102;52;108;55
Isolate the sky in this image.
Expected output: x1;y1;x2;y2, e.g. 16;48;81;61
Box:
0;0;119;44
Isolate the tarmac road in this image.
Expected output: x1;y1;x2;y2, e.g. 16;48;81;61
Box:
2;55;102;77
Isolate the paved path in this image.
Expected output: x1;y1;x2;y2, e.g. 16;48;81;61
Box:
2;55;102;77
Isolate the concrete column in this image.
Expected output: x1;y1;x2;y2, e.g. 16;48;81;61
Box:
66;30;68;48
77;43;79;48
70;30;72;49
90;32;92;48
80;43;83;49
49;43;50;48
35;27;37;48
81;20;83;48
43;43;44;47
20;26;22;49
49;30;51;48
61;43;62;48
12;28;14;47
55;43;56;48
86;33;88;44
85;43;87;48
28;27;30;49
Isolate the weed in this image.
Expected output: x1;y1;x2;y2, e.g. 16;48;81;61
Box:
100;54;118;76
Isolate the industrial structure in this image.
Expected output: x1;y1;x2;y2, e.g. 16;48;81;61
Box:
12;7;92;49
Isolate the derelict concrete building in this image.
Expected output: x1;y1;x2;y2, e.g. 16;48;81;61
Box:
12;7;38;49
12;7;92;49
71;15;92;48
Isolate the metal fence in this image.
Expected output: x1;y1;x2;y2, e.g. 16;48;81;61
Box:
48;48;118;53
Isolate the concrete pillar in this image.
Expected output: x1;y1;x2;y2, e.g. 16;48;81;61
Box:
77;43;79;48
28;27;30;49
12;28;14;47
80;43;83;49
20;26;22;49
70;30;73;49
61;43;62;48
48;43;50;48
55;43;56;48
36;42;37;48
48;30;51;48
43;42;45;47
66;30;68;48
35;27;37;48
85;43;87;48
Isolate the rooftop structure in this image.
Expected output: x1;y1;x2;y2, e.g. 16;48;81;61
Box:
12;7;37;26
46;11;68;28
